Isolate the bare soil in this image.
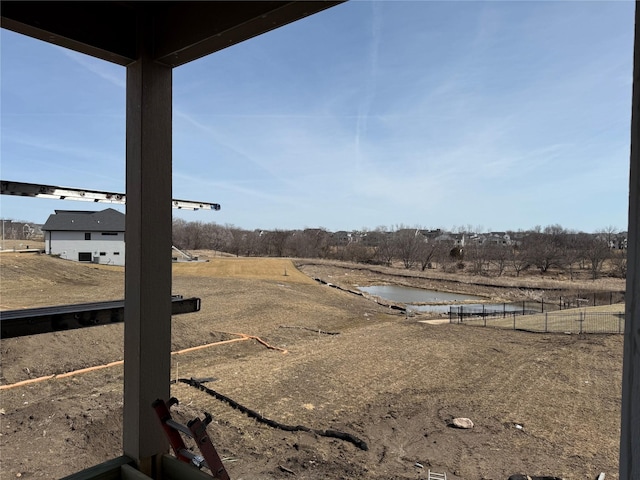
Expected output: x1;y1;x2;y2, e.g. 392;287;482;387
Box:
0;252;624;479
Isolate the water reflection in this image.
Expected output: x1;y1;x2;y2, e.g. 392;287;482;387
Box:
358;285;482;303
358;285;512;313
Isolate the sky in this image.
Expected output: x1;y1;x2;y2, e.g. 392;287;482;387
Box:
0;1;635;234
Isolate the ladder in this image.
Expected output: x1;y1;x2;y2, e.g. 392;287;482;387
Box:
152;397;230;480
428;471;447;480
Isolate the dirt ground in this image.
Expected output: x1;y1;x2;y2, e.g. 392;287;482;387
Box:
0;252;624;479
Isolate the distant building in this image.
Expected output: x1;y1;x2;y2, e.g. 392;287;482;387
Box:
331;231;351;245
42;209;125;265
434;232;465;247
613;232;628;250
419;229;442;242
479;232;512;246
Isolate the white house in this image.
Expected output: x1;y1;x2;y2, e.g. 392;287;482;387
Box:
42;208;125;266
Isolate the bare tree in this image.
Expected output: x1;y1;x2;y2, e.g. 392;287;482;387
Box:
417;238;444;271
485;243;509;277
393;227;422;269
466;240;488;275
600;225;619;248
431;238;455;271
610;249;627;278
172;218;189;249
0;219;39;240
303;228;330;258
201;223;232;252
226;226;246;256
263;229;290;257
285;230;306;258
172;219;207;250
372;226;394;266
523;226;565;274
251;230;271;256
562;232;589;280
508;245;529;277
586;232;612;279
345;241;375;263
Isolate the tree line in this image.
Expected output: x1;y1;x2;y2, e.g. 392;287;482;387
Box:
172;220;627;280
0;219;38;240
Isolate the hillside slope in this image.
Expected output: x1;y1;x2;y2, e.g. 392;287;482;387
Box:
0;253;624;480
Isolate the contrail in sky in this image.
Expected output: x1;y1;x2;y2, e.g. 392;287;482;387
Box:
355;2;382;169
57;46;126;89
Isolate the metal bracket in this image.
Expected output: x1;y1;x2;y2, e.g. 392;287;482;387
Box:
152;397;230;480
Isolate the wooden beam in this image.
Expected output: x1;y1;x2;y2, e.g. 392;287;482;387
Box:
620;3;640;479
1;1;343;68
152;1;343;67
123;7;173;471
0;1;136;66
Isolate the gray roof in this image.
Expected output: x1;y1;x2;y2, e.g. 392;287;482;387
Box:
42;209;125;232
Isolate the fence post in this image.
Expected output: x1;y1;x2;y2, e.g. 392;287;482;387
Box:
503;303;506;318
594;293;597;307
579;312;584;334
449;308;452;324
619;314;623;334
522;301;525;316
541;298;544;313
545;312;548;333
513;312;516;330
559;296;562;311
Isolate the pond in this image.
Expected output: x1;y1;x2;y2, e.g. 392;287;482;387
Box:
357;285;516;314
358;285;482;303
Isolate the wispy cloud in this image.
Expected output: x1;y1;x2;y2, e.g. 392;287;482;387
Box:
56;46;126;89
354;1;383;169
1;1;633;232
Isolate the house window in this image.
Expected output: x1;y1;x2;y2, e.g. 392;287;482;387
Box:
101;232;117;236
85;233;91;240
114;252;120;255
78;252;92;262
99;252;106;256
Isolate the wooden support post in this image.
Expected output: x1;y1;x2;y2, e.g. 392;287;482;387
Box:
123;8;173;472
620;3;640;478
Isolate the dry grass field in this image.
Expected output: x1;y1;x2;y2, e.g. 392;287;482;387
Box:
173;257;316;284
0;239;45;252
0;252;625;479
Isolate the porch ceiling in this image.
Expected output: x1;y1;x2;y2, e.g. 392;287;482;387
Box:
0;1;342;67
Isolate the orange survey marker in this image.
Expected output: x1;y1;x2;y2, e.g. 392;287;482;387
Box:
152;397;230;480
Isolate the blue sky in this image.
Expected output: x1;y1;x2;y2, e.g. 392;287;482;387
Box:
1;1;635;233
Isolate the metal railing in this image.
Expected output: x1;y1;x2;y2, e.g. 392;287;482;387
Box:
554;290;625;311
450;310;625;334
453;290;625;317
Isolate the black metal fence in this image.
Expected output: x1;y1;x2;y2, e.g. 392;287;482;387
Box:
449;290;624;319
449;310;625;334
553;290;626;311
